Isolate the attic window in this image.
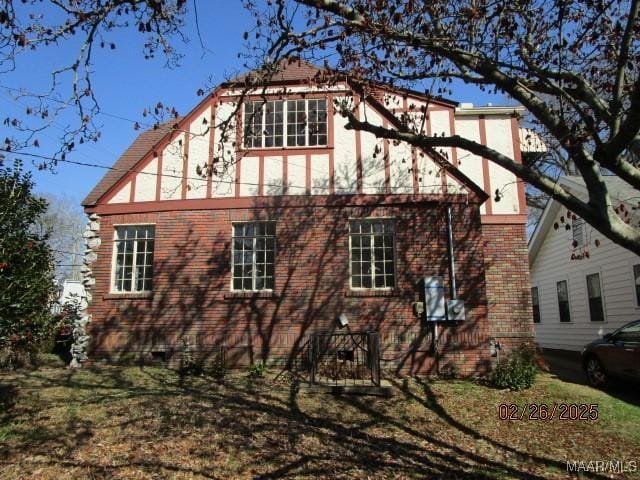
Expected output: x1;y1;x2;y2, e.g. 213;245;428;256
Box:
572;217;585;247
243;99;327;149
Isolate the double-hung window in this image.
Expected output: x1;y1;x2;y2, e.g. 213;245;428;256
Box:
243;99;327;148
556;280;571;322
112;225;155;293
633;264;640;306
586;273;605;322
349;219;396;289
531;286;541;323
232;222;275;291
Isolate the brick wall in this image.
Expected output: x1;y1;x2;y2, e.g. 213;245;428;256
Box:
482;223;535;354
87;200;500;376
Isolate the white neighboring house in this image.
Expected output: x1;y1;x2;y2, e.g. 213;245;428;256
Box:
52;279;86;314
529;176;640;352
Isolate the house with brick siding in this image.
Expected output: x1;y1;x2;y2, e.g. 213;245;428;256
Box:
81;61;534;376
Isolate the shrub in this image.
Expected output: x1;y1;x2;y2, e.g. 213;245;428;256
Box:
490;344;538;391
0;160;57;368
246;362;267;378
179;338;203;377
207;356;227;383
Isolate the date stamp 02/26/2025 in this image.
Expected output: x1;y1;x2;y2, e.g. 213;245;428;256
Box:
497;402;599;421
498;403;638;475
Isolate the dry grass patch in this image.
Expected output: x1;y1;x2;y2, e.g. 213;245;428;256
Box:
0;356;638;479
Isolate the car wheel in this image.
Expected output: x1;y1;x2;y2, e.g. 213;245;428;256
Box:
585;355;607;388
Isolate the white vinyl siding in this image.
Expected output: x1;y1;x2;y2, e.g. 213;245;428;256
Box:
531;206;640;351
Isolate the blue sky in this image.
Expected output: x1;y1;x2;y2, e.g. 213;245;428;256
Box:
0;1;505;207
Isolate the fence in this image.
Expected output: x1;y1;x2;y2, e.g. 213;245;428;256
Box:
308;331;381;386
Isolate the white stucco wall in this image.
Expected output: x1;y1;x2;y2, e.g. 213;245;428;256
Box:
186;107;211;199
102;89;525;212
264;156;284;196
212;102;236;198
333;98;358;194
310;153;330;195
107;181;131;204
484;116;519;214
134;157;158;202
287;155;307;195
360;104;386;195
240;156;259;197
160;132;185;201
454;117;486;214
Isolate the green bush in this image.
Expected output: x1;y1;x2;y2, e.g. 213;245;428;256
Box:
490;344;538;391
179;339;203;377
207;356;227;383
246;362;267;378
0;160;57;368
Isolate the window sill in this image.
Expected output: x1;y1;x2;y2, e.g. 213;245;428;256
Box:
103;292;153;300
238;145;333;154
224;291;278;299
345;289;401;298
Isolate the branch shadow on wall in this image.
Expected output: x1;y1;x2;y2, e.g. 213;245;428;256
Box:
89;154;506;379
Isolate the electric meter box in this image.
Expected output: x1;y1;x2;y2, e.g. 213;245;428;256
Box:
423;276;446;321
447;299;466;321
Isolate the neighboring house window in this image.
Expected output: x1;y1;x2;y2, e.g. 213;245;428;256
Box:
556;280;571;322
112;225;155;292
586;273;605;322
232;222;275;291
349;219;396;289
531;287;541;323
572;217;585;247
243;99;327;148
633;264;640;306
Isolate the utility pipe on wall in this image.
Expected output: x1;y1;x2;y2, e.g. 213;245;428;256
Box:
446;204;457;300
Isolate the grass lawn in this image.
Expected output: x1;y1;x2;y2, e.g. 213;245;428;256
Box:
1;356;639;479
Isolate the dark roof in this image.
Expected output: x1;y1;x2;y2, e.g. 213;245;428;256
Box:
225;58;328;86
82;121;179;206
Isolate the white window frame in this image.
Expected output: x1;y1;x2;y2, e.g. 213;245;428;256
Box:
243;98;328;149
531;285;541;324
348;218;397;290
585;270;607;322
556;278;572;323
110;223;155;294
632;264;640;308
230;221;276;292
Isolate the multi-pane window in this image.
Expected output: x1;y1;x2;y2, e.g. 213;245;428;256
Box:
112;225;154;292
244;101;264;149
633;264;640;306
244;99;327;148
232;222;275;291
350;219;396;289
287;99;307;147
586;273;605;322
531;287;541;323
307;99;327;146
556;280;571;322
